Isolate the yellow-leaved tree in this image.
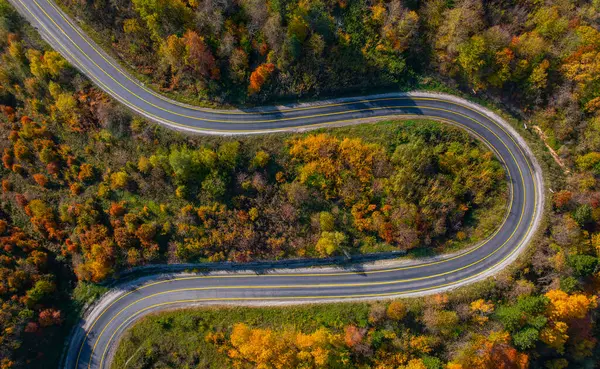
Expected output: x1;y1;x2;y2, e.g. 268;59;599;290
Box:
214;323;347;368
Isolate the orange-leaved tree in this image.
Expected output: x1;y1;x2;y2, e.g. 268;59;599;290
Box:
248;63;275;95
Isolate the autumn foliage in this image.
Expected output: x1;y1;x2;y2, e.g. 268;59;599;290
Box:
2;0;600;368
0;215;65;369
248;63;275;95
221;323;345;368
449;331;529;369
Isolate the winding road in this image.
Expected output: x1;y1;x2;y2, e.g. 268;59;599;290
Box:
9;0;546;368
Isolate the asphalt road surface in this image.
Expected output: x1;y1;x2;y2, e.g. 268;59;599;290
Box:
11;1;545;368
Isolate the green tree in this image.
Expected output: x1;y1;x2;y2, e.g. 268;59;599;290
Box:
169;147;216;185
217;142;240;170
319;212;335;232
512;327;540;350
572;204;593;227
131;0;193;40
26;280;56;306
567;254;598;277
201;171;227;200
457;35;487;88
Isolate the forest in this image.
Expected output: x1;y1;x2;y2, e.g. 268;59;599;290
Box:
58;0;600;114
0;0;600;368
0;1;507;366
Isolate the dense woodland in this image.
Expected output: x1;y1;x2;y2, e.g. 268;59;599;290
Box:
0;0;600;368
59;0;600;113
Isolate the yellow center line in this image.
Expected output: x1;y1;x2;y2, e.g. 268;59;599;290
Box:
82;118;529;369
70;116;517;368
13;2;541;369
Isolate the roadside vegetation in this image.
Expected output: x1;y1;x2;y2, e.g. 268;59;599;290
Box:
112;287;597;369
1;0;600;368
